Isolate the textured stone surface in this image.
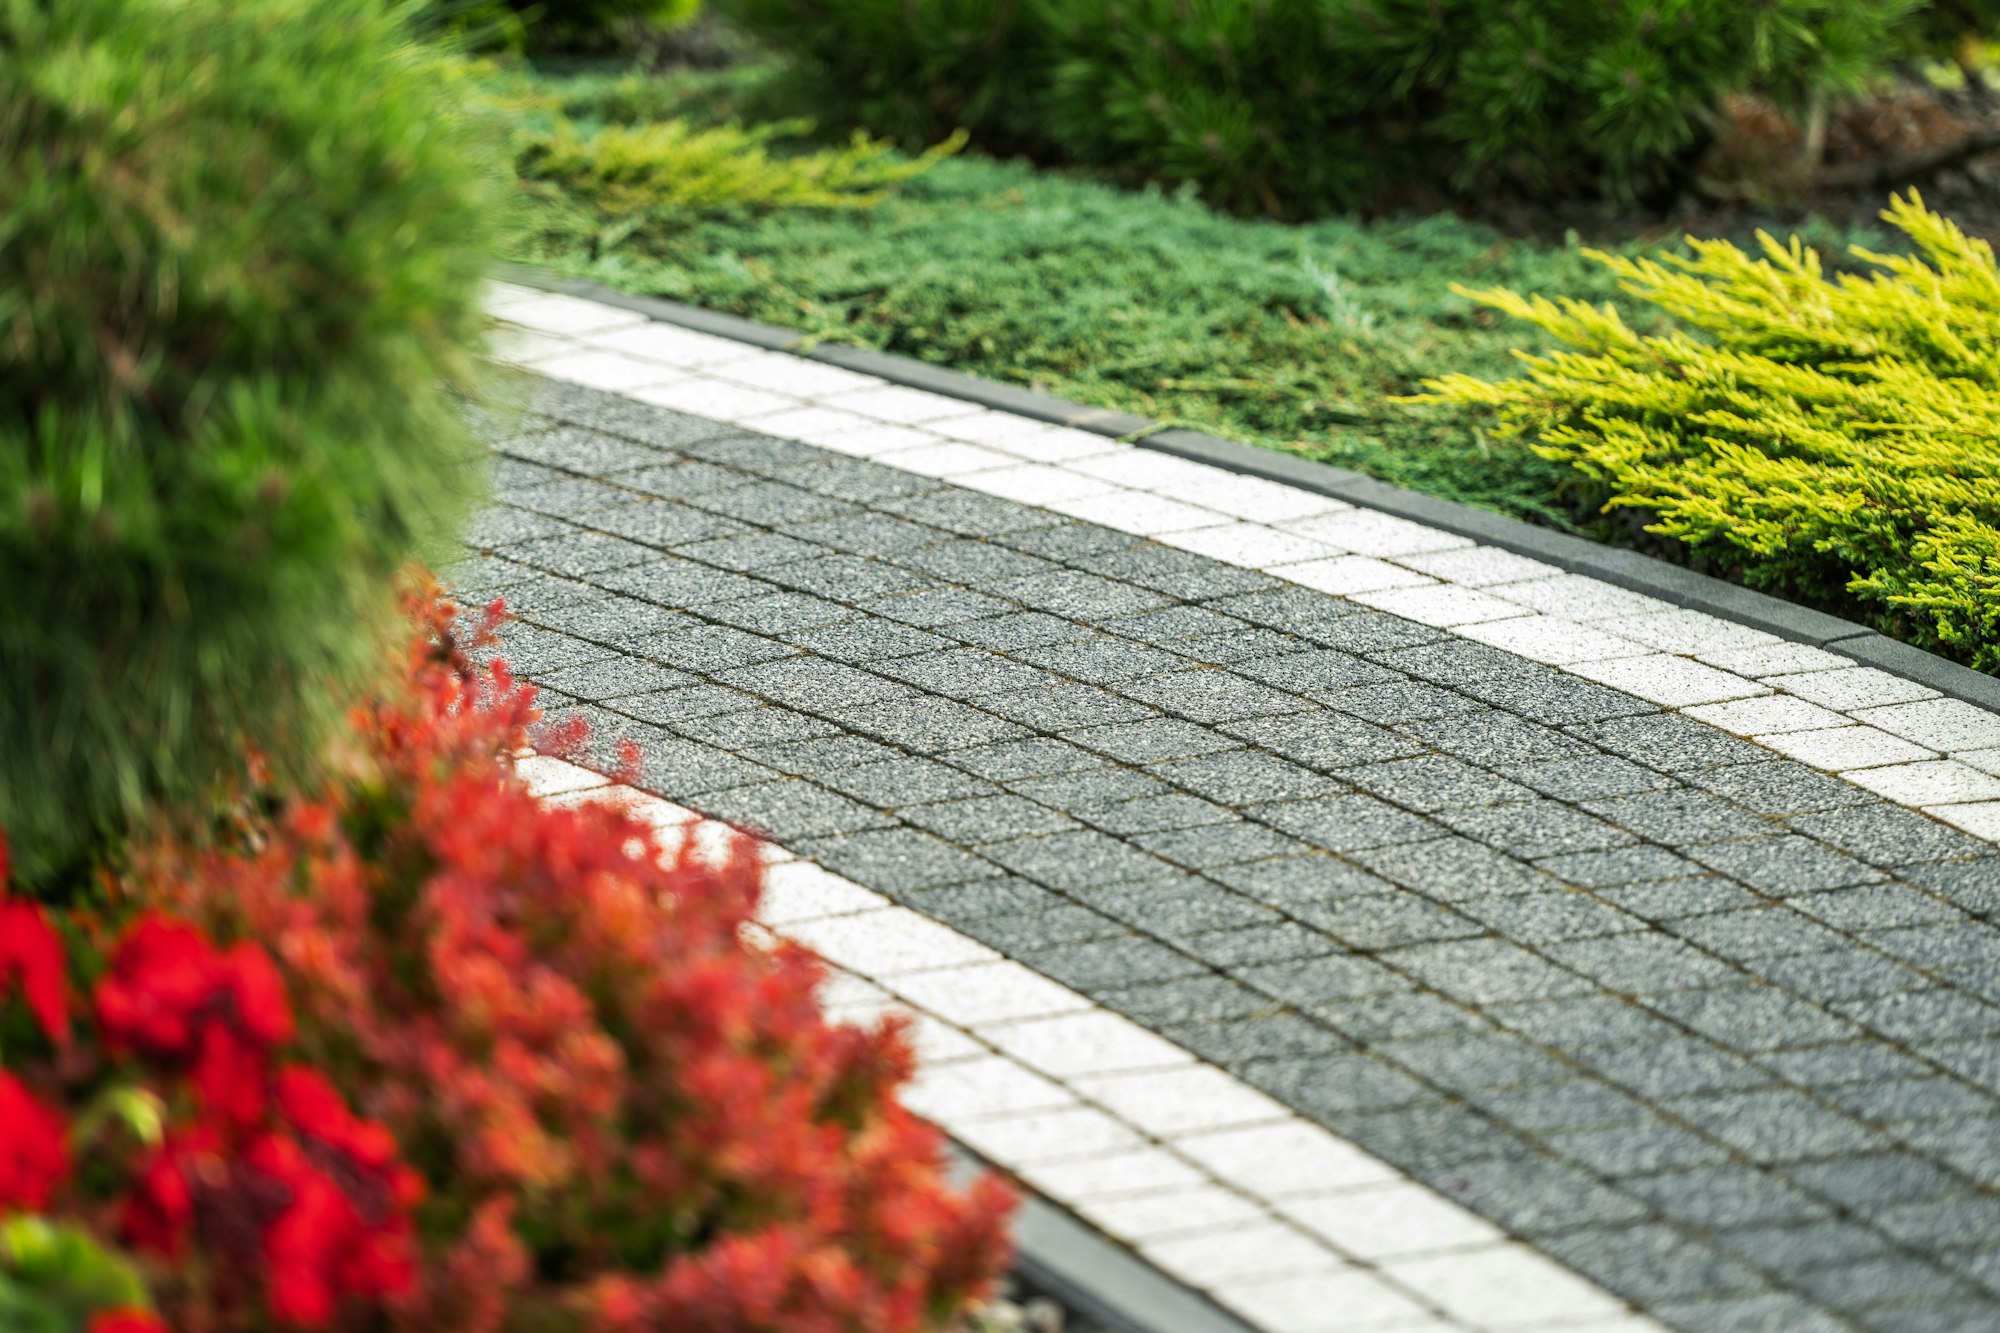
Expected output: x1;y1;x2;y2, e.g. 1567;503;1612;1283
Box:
460;383;2000;1333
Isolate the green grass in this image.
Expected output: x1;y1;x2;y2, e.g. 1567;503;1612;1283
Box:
503;61;1884;537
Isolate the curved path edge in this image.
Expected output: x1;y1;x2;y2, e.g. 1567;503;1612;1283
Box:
485;273;2000;840
522;755;1659;1333
472;278;2000;1333
492;262;2000;718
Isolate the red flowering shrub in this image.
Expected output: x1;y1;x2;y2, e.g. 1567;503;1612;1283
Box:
139;584;1015;1333
0;1072;68;1212
0;861;423;1332
0;891;73;1223
0;891;69;1046
90;1313;170;1333
96;919;296;1131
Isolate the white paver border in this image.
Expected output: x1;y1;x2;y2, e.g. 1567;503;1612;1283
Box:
486;285;2000;848
521;754;1661;1333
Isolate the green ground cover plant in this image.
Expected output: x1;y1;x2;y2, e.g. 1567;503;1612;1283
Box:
508;65;1877;527
508;66;1671;520
1420;193;2000;671
0;0;500;890
506;63;1993;674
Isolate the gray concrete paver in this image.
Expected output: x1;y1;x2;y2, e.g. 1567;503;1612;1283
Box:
460;385;2000;1333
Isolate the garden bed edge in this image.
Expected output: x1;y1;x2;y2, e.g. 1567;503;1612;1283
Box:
493;263;2000;713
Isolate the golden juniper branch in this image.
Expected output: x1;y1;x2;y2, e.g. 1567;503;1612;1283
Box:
1407;192;2000;671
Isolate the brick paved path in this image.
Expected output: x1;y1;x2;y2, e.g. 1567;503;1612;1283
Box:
455;354;2000;1333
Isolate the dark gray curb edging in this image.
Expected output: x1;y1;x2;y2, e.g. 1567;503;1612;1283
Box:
495;264;2000;713
945;1146;1259;1333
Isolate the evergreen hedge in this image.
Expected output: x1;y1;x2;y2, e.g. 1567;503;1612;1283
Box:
0;0;500;888
1418;194;2000;672
724;0;1934;216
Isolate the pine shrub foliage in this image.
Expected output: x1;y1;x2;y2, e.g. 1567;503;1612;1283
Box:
725;0;1928;215
1418;193;2000;672
0;0;500;888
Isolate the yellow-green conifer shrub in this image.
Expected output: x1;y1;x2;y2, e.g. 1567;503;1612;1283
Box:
515;117;965;222
1416;194;2000;673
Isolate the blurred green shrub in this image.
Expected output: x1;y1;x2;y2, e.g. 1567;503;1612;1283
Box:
1416;193;2000;671
720;0;1048;147
724;0;1943;215
1897;0;2000;63
0;0;499;889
